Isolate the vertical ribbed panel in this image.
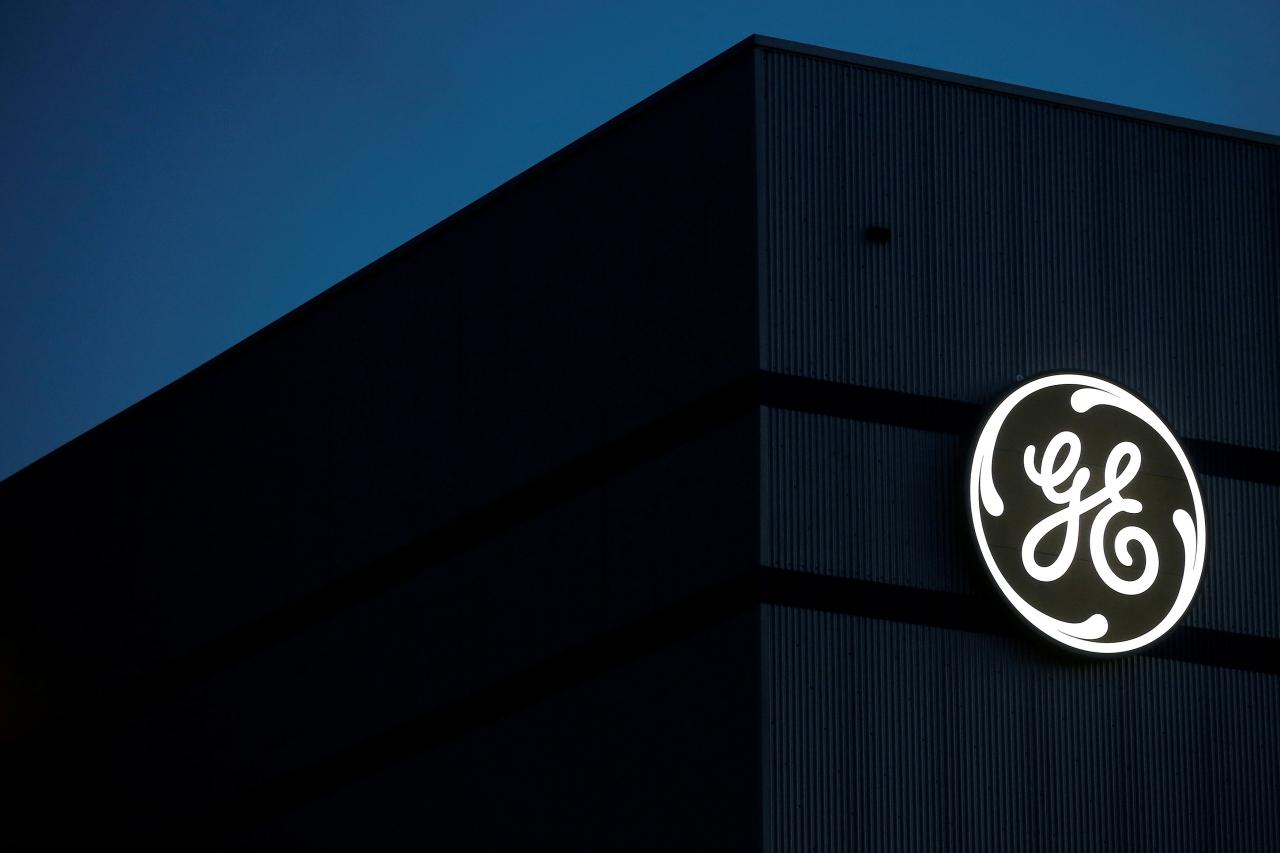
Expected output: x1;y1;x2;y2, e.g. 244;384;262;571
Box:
234;612;762;851
762;408;1280;637
763;606;1280;852
759;49;1280;852
760;49;1280;451
1192;475;1280;636
760;407;973;594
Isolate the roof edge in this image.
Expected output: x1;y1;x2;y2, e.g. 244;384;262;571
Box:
5;33;1274;490
749;34;1280;148
1;36;760;492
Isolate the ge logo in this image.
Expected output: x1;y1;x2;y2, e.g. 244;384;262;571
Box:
967;373;1206;655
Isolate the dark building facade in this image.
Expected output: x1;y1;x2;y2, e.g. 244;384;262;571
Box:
3;35;1278;850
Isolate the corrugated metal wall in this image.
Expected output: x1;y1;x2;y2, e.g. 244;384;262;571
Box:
761;409;1280;638
230;610;761;852
763;607;1280;853
759;44;1280;850
13;415;757;843
759;48;1280;451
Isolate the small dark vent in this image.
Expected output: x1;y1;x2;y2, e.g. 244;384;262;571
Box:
864;225;891;243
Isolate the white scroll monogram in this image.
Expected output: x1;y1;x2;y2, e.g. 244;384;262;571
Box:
968;375;1205;653
1020;431;1159;595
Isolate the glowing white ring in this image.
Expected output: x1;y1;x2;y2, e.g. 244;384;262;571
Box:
968;373;1206;655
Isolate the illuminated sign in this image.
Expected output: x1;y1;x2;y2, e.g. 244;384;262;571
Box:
967;373;1206;655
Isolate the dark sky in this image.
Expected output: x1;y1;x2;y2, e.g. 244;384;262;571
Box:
3;1;1278;480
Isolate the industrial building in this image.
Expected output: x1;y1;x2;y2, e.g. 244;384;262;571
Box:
3;35;1278;850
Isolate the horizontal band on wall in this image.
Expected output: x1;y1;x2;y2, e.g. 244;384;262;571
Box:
1;378;759;764
180;566;1280;845
186;573;761;846
759;371;1280;486
8;371;1275;764
758;566;1280;675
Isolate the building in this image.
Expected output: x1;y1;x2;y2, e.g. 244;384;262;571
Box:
3;35;1277;850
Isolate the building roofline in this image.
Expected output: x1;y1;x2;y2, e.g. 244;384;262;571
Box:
0;36;760;492
4;34;1275;490
749;34;1280;148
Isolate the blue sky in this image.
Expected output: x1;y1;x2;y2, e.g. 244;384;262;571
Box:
2;0;1278;480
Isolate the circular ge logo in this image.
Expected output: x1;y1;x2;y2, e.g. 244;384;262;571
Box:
967;373;1206;655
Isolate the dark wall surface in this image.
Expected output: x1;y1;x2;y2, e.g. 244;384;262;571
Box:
763;607;1280;853
758;43;1279;451
229;610;761;852
757;38;1280;851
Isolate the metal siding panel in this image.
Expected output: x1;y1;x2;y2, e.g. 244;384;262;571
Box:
9;416;758;840
761;47;1280;853
760;49;1280;452
762;408;1280;638
231;612;762;851
0;49;758;747
763;605;1280;852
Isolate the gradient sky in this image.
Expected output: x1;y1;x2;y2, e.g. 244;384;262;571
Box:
3;0;1278;480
